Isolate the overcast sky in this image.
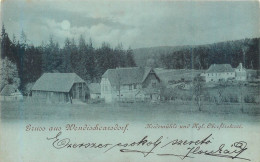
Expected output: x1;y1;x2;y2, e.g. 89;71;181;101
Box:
1;0;259;49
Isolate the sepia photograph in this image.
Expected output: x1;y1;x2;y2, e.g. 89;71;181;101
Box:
0;0;260;161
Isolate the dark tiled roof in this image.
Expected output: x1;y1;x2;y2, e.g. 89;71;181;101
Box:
206;64;234;73
32;73;85;92
89;83;101;94
102;67;155;86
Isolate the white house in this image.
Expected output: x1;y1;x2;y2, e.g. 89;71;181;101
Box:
101;67;161;103
89;83;101;99
235;63;247;81
201;64;235;82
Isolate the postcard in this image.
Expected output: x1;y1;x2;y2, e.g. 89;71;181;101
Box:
0;0;260;161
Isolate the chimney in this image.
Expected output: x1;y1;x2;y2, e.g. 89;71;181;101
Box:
239;63;242;69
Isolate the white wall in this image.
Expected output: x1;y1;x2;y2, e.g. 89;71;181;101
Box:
101;78;112;103
235;68;247;81
204;72;235;82
90;93;101;99
101;77;143;103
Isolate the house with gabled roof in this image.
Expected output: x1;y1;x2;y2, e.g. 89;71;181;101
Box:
0;84;23;101
201;64;235;82
31;73;86;103
101;67;161;102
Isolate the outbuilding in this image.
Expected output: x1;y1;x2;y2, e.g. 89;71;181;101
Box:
31;73;86;103
0;84;23;101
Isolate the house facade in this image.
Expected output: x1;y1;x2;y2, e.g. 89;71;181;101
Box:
101;67;161;103
31;73;86;103
201;64;235;82
201;63;247;82
89;83;101;99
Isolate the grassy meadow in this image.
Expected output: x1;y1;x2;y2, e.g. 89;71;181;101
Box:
1;100;259;123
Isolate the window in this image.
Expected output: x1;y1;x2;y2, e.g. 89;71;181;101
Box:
129;85;132;90
208;74;209;76
134;84;137;89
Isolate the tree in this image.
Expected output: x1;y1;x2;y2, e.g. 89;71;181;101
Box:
193;76;204;111
21;45;43;92
126;47;136;67
61;38;74;73
0;58;20;90
42;36;61;72
1;24;14;60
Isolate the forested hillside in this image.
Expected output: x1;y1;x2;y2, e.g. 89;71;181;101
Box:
1;23;259;95
133;38;259;70
0;25;136;94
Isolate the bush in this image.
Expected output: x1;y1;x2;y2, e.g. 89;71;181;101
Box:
244;95;256;103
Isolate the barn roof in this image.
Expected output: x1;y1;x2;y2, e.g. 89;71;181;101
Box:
89;83;101;94
102;67;159;86
32;73;85;92
0;84;21;96
206;64;234;73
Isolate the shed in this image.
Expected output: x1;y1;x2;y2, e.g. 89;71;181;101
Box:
0;84;23;101
31;73;86;103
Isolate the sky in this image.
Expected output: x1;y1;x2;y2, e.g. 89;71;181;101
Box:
1;0;259;49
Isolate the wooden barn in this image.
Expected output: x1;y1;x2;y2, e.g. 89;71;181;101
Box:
31;73;86;103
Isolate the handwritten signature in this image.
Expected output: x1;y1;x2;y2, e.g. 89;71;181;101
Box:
47;132;250;161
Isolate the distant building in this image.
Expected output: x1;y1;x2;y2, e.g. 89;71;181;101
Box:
101;67;161;103
201;64;235;82
0;84;23;101
235;63;247;81
201;63;247;82
31;73;86;103
89;83;101;99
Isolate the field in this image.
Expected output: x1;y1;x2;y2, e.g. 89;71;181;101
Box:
1;100;260;162
1;101;260;123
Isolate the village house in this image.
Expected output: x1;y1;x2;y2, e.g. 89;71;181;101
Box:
235;63;247;81
89;83;101;99
201;64;235;82
101;67;161;103
31;73;86;103
201;63;247;82
0;84;23;101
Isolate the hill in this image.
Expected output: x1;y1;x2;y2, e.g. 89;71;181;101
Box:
133;38;259;70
